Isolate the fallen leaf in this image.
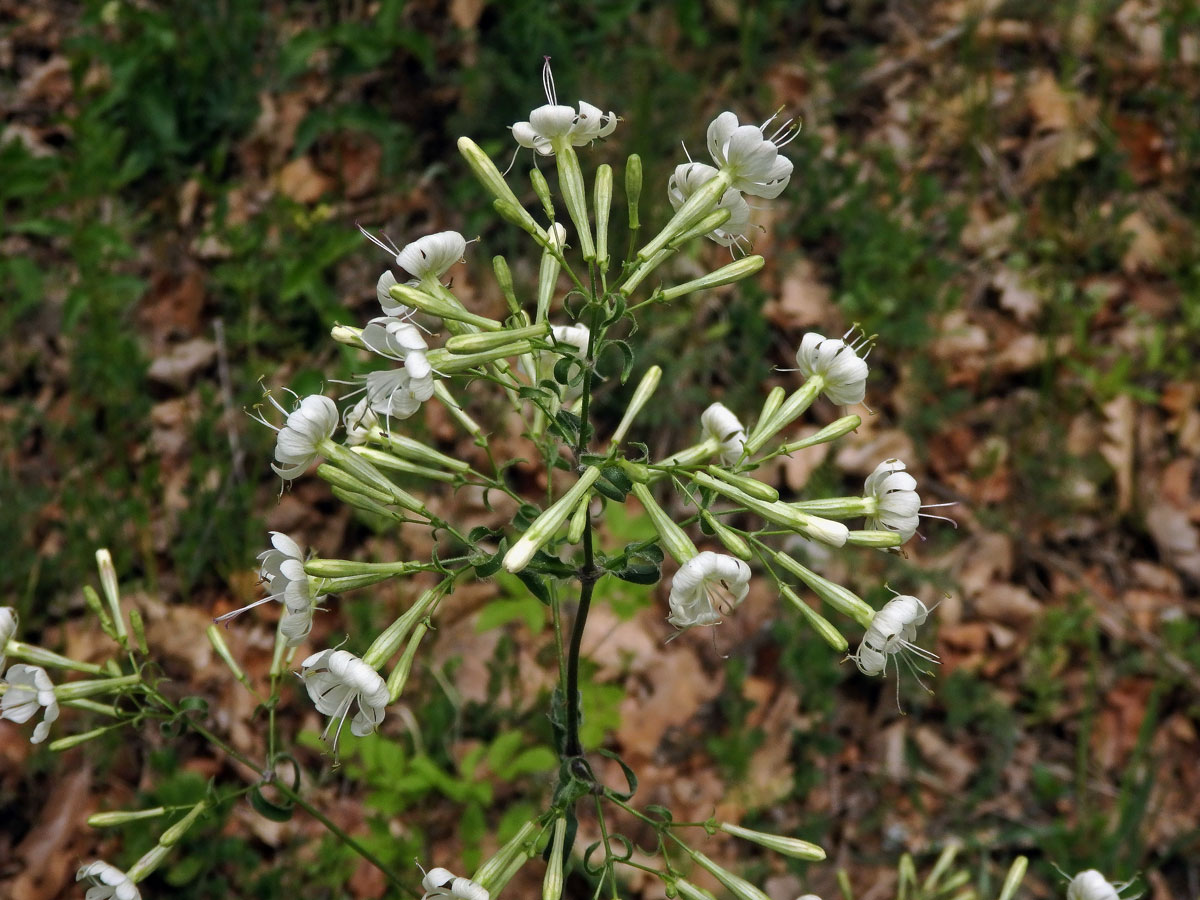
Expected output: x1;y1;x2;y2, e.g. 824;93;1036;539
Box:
1119;209;1165;273
275;156;334;204
146;338;217;390
1026;70;1072;132
991;267;1040;322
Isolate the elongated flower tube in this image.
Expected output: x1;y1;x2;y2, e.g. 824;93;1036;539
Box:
77;861;140;900
667;551;751;630
1;663;59;743
300;649;389;754
718;822;825;860
667;162;752;248
700;402;748;466
794;330;870;406
773;550;875;627
863;458;921;542
0;606;16;673
504;467;602;573
631;483;698;564
610;365;662;446
659;255;764;303
780;585;847;652
692;471;848;547
537;223;568;323
542;816;566;900
421;866;490;900
261;394;339;481
706;110;797;200
687;850;771;900
472;820;540;892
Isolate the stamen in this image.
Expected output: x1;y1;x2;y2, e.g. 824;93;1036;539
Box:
358;224;400;261
542;56;556;105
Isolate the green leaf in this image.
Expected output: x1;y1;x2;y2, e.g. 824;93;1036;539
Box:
597;749;638;800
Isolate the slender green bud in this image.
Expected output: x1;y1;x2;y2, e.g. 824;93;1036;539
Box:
669;207;732;250
631;483;698;564
594;163;613;271
313;572;413;593
364;428;472;472
997;856;1028;900
749;387;786;443
447;322;550;355
625;153;643;230
321;441;430;515
96;549;127;645
773;551;875;627
504;468;602;573
745;378;822;453
615;458;651;483
780;586;848;652
472;820;541;892
619;246;671;296
610;364;662;445
159;799;208;848
542;816;566;900
88;808;167;827
790;496;872;517
48;723;123;751
844;530;904;548
552;141;595;260
494;198;545;237
330;324;367;349
303;558;425;579
687;850;771;900
55;674;141;701
363;588;440;669
352;447;458;483
567;493;591;544
651;437;722;474
6;641;104;674
432;381;485;440
206;624;250;687
386;621;427;701
426;341;536;374
492;255;521;316
660;255;765;303
457;136;542;236
634;169;731;263
82;585;114;637
700;510;752;560
127;845;169;883
128;608;149;655
529;168;555;220
691;471;847;547
62;698;120;716
718;822;825;860
704;466;779;502
389;283;501;331
329;486;405;522
318;463;406;509
779;414;862;454
675;881;719;900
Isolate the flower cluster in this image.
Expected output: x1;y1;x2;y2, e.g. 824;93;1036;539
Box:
0;608;60;745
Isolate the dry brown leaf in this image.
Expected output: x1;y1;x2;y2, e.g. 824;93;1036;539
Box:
275;156;334;204
1119;209;1166;273
914;726;975;792
1018;130;1096;189
450;0;486;29
147;337;217;390
7;764;91;900
960;203;1018;256
1026;70;1072;132
780;438;830;493
1100;394;1136;514
973;583;1041;626
1145;497;1200;581
617;646;723;760
991;267;1040;322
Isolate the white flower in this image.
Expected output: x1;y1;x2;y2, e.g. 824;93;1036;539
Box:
706;110;796;199
421;867;490;900
794;331;870;406
863;459;921;542
300;649;389;749
550;323;590;355
700;402;747;465
366;368;436;420
668;551;752;630
260;394;339;480
376;270;411;318
668;162;752;248
0;606;17;674
1067;871;1132;900
213;533;325;645
1;663;59;743
360;229;467;291
511;60;617;155
77;861;140;900
851;595;938;681
343;397;378;446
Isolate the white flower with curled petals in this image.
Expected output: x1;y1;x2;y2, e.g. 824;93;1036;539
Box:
421;866;490;900
343;397;377;446
511;60;617;156
256;393;339;481
365;368;436;420
707;110;797;199
0;606;17;674
213;532;325;645
668;551;752;630
863;459;921;542
794;331;870;406
360;230;467;292
1;663;59;743
668;162;752;249
76;861;140;900
851;594;939;697
376;270;412;318
700;402;747;466
300;649;389;752
1067;870;1134;900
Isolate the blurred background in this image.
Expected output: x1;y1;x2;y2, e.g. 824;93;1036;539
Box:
2;1;1198;898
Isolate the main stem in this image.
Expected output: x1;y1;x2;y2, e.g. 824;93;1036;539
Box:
563;278;603;760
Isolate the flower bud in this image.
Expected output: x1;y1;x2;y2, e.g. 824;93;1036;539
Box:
351;447;457;483
95;549;127;644
844;530;904;548
389;283;503;331
610;365;662;446
778;415;861;453
744;379;821;454
492;255;521;316
365;430;472;472
748;386;786;443
426;342;536;374
773;551;875;627
87;808;167;827
529;167;555;219
687;850;770;900
998;856;1028;900
472;820;540;892
542;816;566;900
48;724;120;752
594;163;613;271
692;472;846;547
504;468;602;573
158;799;208;848
704;466;779;502
54;674;140;701
780;586;848;652
718;822;825;860
127;608;149;655
5;640;104;674
631;483;698;564
660;255;765;303
537;223;568;323
669;207;732;250
625;153;643;229
567;493;591;544
789;497;871;517
330;323;368;349
446;322;550;355
363;588;440;669
457;136;542;237
206;624;250;687
700;510;752;560
82;585;115;636
386;621;427;702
